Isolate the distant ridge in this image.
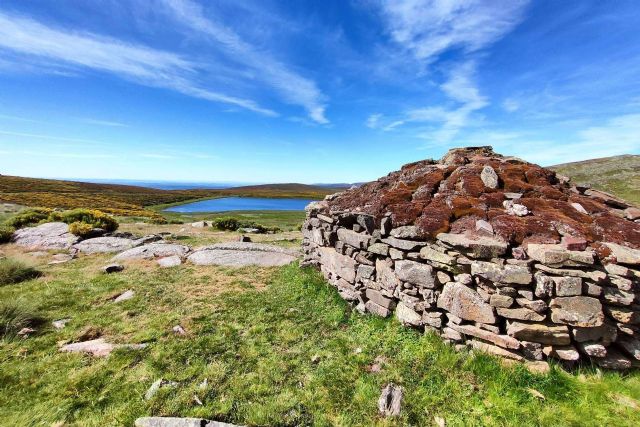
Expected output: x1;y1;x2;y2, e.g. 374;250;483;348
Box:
550;154;639;206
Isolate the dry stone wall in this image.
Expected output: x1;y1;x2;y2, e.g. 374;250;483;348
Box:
302;147;640;369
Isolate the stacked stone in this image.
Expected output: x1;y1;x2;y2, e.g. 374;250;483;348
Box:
301;149;640;369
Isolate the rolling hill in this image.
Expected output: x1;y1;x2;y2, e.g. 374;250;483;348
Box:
0;175;334;219
550;154;640;206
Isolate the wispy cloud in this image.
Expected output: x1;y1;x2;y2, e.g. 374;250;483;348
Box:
80;118;128;127
368;0;529;142
0;130;104;144
378;0;529;63
140;153;173;159
0;11;276;117
159;0;328;124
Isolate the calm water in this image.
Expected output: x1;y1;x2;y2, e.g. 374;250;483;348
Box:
164;197;316;213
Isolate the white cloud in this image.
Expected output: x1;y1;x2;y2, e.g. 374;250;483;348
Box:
366;113;383;129
463;114;640;165
502;98;520;112
160;0;328;124
379;0;529;63
0;11;276;117
140;153;173;159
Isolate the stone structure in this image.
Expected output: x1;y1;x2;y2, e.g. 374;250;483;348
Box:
302;147;640;369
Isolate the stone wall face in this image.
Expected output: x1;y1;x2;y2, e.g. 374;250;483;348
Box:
302;201;640;369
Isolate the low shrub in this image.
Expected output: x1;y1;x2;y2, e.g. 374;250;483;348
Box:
0;259;41;286
0;301;44;339
0;225;14;243
150;216;168;225
68;221;94;238
58;209;119;232
213;217;240;231
6;208;52;228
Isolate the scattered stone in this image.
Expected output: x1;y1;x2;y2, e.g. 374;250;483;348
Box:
113;290;135;303
172;325;186;336
191;221;208;228
52;318;71;329
378;383;402;417
17;327;35;337
157;255;182;268
48;253;74;265
625;207;640;221
144;378;178;400
102;263;124;274
525;361;550;374
237;235;251;242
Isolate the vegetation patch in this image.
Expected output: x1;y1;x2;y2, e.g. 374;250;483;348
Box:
0;258;41;286
0;301;44;339
0;225;14;243
211;216;280;233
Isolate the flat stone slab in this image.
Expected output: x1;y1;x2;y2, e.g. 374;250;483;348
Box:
60;338;146;357
157;255;182;267
113;243;190;260
12;222;79;250
74;237;139;254
187;242;298;267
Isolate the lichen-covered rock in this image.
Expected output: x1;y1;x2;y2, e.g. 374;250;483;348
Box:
394;260;435;288
506;322;571;345
437;282;496;324
550;296;604;327
471;261;532;285
13;222;79;250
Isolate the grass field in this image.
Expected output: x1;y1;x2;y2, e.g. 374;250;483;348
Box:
0;227;639;426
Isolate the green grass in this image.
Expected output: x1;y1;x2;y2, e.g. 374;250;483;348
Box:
156;210;306;232
0;255;638;426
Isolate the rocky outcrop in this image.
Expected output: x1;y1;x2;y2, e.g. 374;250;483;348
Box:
303;147;640;369
113;242;190;260
12;222;79;250
188;242;298;267
74;236;140;254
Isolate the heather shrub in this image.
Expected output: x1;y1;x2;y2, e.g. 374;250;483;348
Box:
213;217;240;231
6;208;52;228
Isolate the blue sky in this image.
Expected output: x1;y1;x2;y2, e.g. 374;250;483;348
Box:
0;0;639;184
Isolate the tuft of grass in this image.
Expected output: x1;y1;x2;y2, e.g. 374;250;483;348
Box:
0;258;41;286
0;301;44;339
0;224;14;243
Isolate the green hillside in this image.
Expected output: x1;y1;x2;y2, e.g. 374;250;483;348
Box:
550;154;640;206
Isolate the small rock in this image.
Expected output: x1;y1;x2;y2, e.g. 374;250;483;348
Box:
475;219;493;235
172;325;186;336
527;388;545;400
571;202;589;214
113;290;135;303
145;378;178;400
238;235;251;242
17;327;35;337
624;207;640;221
102;264;124;274
311;354;321;364
525;360;550;374
480;165;499;189
157;255;182;268
503;200;529;216
52;318;71;329
378;383;402;417
60;338;146;357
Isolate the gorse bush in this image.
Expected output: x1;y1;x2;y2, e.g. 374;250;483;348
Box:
0;301;44;339
68;221;94;238
6;208;53;228
58;209;118;232
0;259;41;286
0;225;14;243
5;208;119;233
